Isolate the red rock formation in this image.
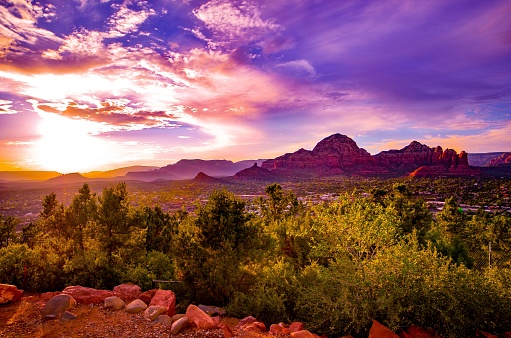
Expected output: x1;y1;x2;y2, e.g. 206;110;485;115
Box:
234;163;275;180
489;152;511;166
262;133;482;178
368;320;399;338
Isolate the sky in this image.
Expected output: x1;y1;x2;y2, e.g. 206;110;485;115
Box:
1;0;511;173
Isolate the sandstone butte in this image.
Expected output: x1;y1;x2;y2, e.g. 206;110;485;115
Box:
259;133;484;178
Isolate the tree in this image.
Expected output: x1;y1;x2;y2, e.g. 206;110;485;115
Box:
176;189;263;305
95;182;132;264
67;183;97;253
0;215;19;248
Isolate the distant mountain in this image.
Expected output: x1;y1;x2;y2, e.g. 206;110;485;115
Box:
0;171;61;182
83;166;159;179
468;152;508;167
259;133;482;178
46;173;89;185
125;159;266;182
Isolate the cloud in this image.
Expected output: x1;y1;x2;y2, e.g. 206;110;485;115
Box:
0;100;17;114
0;1;61;58
107;3;156;37
192;0;280;49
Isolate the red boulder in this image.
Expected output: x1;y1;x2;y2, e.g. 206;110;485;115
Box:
62;286;114;304
149;289;176;316
0;284;23;304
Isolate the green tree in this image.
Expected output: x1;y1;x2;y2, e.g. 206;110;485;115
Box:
176;189;263;305
0;215;19;248
67;183;97;253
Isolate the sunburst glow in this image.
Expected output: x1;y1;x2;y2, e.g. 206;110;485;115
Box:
32;113;114;173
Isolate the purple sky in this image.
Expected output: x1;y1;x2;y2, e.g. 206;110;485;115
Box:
1;0;510;172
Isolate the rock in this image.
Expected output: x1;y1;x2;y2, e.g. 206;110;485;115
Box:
42;294;77;319
290;330;317;338
402;325;436;338
40;291;61;302
125;299;148;313
235;316;257;329
290;322;305;332
149;289;176;316
60;311;77;322
234;163;275;180
185;304;216;329
0;284;23;304
113;283;141;302
502;332;511;338
245;321;266;333
172;313;187;322
62;286;114;304
476;331;498;338
144;305;167;321
193;172;223;183
270;323;289;334
155;314;173;325
369;320;399;338
171;316;189;335
198;304;227;316
139;289;157;304
104;296;125;311
219;323;233;338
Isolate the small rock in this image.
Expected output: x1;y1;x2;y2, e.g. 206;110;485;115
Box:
235;316;257;331
125;299;148;313
104;296;125;311
139;289;157;304
245;322;266;333
270;323;288;334
290;330;317;338
290;322;305;332
219;323;233;338
198;304;227;316
144;305;167;321
0;284;23;304
186;304;216;329
171;316;189;335
60;311;77;322
42;294;77;319
155;314;173;325
369;320;399;338
113;283;141;302
172;313;187;322
149;289;176;316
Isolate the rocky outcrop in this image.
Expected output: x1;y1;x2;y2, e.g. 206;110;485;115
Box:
489;152;511;166
262;134;373;175
260;134;482;178
193;172;223;183
234;163;276;180
0;284;23;304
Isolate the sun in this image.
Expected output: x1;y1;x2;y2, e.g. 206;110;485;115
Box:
32;113;114;173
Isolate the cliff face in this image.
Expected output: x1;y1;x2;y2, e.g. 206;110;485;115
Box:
489;152;511;166
260;134;481;178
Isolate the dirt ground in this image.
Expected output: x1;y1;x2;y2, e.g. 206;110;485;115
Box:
0;295;264;338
